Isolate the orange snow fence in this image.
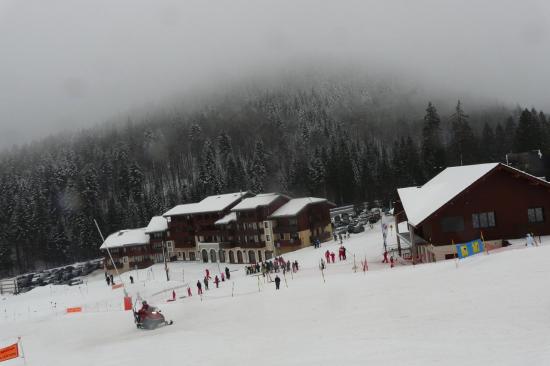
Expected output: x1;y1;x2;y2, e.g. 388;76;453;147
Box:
0;343;19;362
112;283;123;290
66;307;82;313
124;296;133;311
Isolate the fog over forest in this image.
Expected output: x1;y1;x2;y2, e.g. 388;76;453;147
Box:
1;0;550;149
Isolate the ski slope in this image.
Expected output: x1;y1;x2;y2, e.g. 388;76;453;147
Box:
1;219;549;366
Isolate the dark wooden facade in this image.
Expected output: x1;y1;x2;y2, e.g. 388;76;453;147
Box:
398;164;550;246
271;201;334;249
230;195;289;248
166;193;252;249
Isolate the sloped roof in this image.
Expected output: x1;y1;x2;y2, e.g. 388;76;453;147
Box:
163;192;249;217
145;216;168;233
231;193;283;211
269;197;332;218
397;163;499;226
215;212;237;225
163;203;200;217
100;228;149;250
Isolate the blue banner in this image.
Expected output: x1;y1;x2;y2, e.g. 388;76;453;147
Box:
455;239;484;259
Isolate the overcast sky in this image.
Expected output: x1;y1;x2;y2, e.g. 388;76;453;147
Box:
1;0;549;149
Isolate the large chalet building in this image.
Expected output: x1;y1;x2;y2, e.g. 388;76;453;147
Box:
100;192;335;272
394;163;550;262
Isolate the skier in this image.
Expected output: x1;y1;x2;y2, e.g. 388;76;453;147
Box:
106;275;111;286
197;280;203;295
225;267;231;280
205;269;211;279
130;275;134;284
221;272;225;282
325;250;330;264
382;250;389;263
526;233;535;247
333;232;337;242
342;246;347;260
294;260;299;271
330;252;336;263
172;290;176;301
214;275;220;288
320;258;326;270
390;256;395;268
187;286;192;297
204;276;209;290
274;275;281;290
110;274;114;285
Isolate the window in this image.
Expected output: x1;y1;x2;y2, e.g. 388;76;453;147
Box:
289;218;297;226
264;221;269;228
266;234;270;242
440;216;464;233
252;222;257;230
254;235;259;242
472;212;496;229
528;207;544;223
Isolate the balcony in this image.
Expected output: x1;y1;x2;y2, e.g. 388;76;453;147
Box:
276;238;302;247
273;225;298;234
129;259;154;269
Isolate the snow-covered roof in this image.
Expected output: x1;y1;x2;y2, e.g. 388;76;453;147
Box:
163;203;200;217
163;192;249;217
100;228;149;250
397;163;499;227
215;212;237;225
269;197;330;218
197;192;247;213
231;193;282;211
145;216;168;233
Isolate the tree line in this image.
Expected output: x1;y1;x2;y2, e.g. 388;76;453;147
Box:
0;84;549;275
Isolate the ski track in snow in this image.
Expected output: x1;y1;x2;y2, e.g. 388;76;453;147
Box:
1;217;550;366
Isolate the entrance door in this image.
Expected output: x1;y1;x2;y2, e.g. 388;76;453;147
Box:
210;249;217;263
248;250;256;263
202;249;208;263
237;250;243;264
229;251;235;263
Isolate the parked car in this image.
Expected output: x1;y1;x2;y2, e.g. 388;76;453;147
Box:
335;226;348;235
68;278;83;286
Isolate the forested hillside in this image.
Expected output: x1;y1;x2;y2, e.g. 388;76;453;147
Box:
1;81;549;275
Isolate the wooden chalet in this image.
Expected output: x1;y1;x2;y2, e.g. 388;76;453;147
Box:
394;163;550;262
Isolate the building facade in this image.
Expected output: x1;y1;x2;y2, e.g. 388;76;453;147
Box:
394;163;550;262
269;197;335;254
101;193;336;269
100;228;153;274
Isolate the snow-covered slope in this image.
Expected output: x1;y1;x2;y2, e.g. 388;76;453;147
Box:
1;219;549;366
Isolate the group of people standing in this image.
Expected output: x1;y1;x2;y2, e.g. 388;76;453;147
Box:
246;257;301;277
323;245;347;264
190;267;231;296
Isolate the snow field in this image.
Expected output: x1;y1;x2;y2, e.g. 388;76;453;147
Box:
1;220;549;366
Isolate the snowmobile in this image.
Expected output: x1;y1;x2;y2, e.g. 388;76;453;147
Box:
134;305;173;330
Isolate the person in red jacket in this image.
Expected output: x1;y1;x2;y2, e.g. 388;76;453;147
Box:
187;286;192;297
137;300;151;322
325;250;330;264
205;269;211;279
382;250;389;263
214;275;220;288
172;290;176;301
330;252;336;263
